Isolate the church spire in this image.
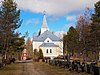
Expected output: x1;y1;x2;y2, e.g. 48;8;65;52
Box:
42;11;49;29
40;11;49;35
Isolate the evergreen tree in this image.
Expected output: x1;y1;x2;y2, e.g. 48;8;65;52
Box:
63;34;68;55
12;32;25;60
33;49;39;59
89;1;100;61
65;26;79;56
26;37;33;58
38;48;43;59
0;0;22;58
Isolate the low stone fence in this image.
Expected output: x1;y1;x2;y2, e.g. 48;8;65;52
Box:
43;59;100;75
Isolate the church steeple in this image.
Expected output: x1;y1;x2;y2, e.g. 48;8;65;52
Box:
40;11;49;34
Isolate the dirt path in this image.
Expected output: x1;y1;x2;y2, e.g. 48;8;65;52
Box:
22;62;46;75
0;61;91;75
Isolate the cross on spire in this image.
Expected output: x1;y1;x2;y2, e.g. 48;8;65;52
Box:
43;10;46;15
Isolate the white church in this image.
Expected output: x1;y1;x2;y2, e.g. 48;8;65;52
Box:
32;14;63;59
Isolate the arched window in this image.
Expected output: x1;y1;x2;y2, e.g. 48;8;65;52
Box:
46;49;48;53
50;49;52;53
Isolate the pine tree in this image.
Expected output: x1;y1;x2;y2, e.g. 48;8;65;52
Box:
0;0;22;58
89;1;100;61
65;26;79;56
63;34;68;55
12;32;25;60
33;49;38;59
38;48;43;59
26;37;33;58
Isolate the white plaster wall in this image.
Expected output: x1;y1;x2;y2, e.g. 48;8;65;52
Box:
33;40;63;59
40;47;58;58
44;38;52;43
33;42;43;51
54;41;63;55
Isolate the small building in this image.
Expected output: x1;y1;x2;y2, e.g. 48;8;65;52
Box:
32;13;63;59
22;49;27;60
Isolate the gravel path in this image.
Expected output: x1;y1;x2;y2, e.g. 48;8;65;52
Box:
22;62;46;75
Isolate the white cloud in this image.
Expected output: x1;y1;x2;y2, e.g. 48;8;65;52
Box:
0;0;99;16
54;31;67;39
66;16;77;21
14;0;99;16
25;18;39;25
48;16;59;22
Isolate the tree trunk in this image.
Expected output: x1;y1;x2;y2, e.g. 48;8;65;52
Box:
99;51;100;61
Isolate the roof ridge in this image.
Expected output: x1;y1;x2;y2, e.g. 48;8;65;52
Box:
33;31;62;42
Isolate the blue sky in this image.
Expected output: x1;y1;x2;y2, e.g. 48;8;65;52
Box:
18;10;77;38
0;0;99;39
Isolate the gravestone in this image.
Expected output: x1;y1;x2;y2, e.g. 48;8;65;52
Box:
93;66;100;75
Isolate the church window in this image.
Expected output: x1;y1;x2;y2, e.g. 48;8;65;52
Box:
50;49;52;53
46;49;48;53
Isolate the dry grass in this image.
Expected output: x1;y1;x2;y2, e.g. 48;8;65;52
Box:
33;62;91;75
0;62;92;75
0;63;23;75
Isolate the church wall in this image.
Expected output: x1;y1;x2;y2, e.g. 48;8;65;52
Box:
43;38;63;56
33;41;63;59
40;47;59;59
33;42;43;51
44;38;52;43
53;41;63;55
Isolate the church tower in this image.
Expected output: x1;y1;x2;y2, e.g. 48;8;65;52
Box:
40;12;49;35
33;11;63;59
